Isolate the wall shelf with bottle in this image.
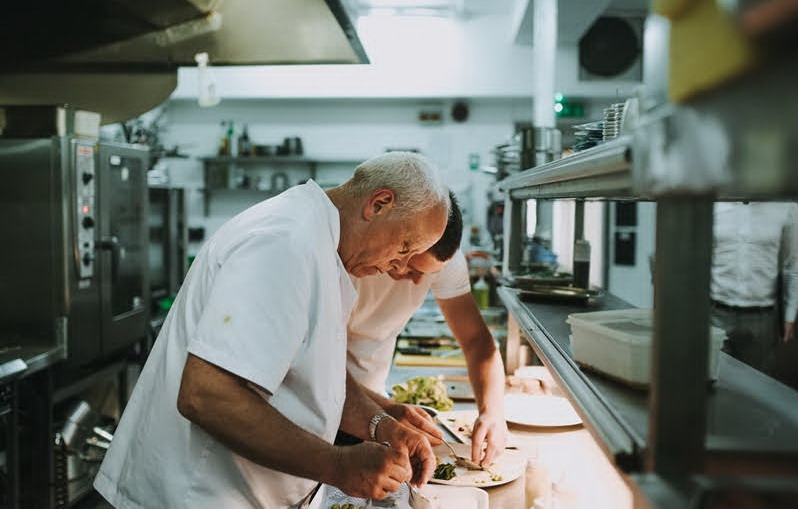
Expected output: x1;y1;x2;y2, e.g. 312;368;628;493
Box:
200;156;362;216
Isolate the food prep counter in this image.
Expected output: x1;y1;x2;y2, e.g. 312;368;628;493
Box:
0;342;66;383
386;363;632;508
497;286;798;470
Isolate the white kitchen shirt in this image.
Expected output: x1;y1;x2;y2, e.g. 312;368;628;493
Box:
347;250;471;393
94;181;356;509
711;202;798;322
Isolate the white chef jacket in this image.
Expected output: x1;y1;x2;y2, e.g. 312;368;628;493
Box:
347;250;471;393
711;202;798;322
95;181;357;509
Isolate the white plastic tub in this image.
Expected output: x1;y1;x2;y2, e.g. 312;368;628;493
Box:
566;308;725;387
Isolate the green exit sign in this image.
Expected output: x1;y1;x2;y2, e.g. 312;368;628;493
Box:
554;97;584;118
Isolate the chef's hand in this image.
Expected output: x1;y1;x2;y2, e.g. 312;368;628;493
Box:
471;411;508;467
376;417;436;487
331;442;411;500
384;402;444;445
783;321;794;343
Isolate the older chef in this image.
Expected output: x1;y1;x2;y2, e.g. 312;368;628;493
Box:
347;193;508;467
94;152;449;508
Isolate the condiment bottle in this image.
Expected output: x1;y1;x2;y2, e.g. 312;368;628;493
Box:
573;239;591;289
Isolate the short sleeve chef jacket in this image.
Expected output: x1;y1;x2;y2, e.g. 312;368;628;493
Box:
94;181;356;509
347;250;470;393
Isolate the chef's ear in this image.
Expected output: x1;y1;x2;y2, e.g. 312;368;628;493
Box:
363;189;395;220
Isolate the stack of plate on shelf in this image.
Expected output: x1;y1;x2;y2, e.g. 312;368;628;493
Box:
492;132;522;177
571;121;604;152
602;102;626;141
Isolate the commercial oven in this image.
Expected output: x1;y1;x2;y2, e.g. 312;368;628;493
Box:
0;379;19;508
0;136;150;372
148;186;188;312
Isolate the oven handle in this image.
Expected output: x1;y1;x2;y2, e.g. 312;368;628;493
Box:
99;236;120;279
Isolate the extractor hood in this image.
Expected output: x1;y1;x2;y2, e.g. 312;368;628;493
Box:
0;0;368;123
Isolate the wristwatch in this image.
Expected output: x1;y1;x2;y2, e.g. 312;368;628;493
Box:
368;412;392;442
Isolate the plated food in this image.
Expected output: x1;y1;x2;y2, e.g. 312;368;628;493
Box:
428;443;525;488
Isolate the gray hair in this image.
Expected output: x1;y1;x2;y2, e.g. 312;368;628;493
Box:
348;151;449;219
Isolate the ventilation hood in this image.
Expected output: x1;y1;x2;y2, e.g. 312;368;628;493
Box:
0;0;368;123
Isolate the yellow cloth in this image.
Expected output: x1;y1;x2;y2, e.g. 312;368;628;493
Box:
655;0;760;102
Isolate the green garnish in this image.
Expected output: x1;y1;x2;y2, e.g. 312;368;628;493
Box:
391;376;453;411
433;463;457;480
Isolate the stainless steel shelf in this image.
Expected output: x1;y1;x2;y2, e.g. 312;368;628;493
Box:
498;136;634;200
0;343;66;383
498;287;798;471
201;156;361;165
499;286;644;471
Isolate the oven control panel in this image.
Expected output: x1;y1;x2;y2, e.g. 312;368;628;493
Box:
75;143;96;280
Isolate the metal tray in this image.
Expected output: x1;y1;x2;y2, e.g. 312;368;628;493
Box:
505;273;574;289
517;285;603;304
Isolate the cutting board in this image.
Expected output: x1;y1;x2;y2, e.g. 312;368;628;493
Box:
393;352;467;367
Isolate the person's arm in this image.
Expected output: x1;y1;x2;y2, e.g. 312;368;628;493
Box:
177;354;411;499
780;204;798;342
338;371;437;486
437;292;508;466
347;372;444;444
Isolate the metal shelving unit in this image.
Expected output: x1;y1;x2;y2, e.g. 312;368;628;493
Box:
497;56;798;508
499;136;634;200
200;156;361;216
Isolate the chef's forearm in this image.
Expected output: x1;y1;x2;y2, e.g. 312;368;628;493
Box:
177;354;340;484
465;348;506;415
357;377;397;409
339;371;391;440
438;294;506;416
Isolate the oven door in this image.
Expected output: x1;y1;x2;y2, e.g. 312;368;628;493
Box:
148;186;187;303
97;142;150;356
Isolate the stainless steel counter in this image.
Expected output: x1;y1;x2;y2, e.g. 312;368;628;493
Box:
0;342;66;383
498;286;798;472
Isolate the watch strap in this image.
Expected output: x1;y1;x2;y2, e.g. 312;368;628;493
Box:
368;412;392;442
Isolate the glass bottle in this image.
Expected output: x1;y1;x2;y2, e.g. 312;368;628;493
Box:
238;124;251;157
573;239;591;289
473;275;490;309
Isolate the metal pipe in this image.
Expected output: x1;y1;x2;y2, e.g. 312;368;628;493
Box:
647;197;713;477
502;195;524;276
574;199;585;241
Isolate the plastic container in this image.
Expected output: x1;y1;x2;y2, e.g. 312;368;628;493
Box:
566;308;725;387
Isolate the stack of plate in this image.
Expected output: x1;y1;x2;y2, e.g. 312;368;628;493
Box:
571;121;604;152
602;102;626;141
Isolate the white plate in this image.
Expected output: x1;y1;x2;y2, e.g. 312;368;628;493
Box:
416;484;488;509
504;394;582;427
436;410;478;444
428;442;525;488
321;482;488;509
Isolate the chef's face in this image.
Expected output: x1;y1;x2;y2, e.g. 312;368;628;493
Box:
388;251;447;284
345;204;447;278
